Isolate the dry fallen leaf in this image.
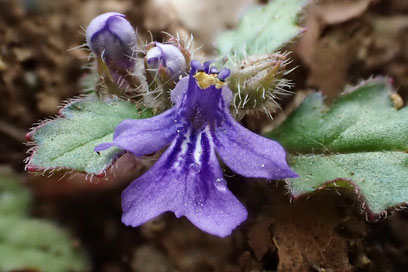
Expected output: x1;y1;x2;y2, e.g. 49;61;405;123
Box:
247;188;368;272
296;0;373;99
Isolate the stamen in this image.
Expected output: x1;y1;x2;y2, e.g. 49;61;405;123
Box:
194;72;225;89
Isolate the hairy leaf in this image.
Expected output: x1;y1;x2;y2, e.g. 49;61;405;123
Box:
27;95;152;174
216;0;306;57
267;78;408;217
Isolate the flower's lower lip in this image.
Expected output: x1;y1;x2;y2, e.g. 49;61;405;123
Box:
120;125;248;237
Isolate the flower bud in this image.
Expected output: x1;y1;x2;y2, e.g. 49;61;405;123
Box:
145;42;187;79
86;12;136;70
143;41;190;112
228;53;293;118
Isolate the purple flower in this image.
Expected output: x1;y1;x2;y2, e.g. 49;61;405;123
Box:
95;61;297;237
86;12;136;70
146;42;187;78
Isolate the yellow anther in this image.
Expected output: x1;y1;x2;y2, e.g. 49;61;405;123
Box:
194;72;225;89
391;93;404;109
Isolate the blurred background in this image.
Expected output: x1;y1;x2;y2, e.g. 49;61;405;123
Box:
1;0;408;271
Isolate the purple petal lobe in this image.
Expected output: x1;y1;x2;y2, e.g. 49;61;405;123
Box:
203;60;215;73
170;76;189;105
94;108;178;156
190;60;204;73
210;66;218;74
121;127;248;237
94;142;115;152
217;68;231;81
213;110;298;180
221;85;233;106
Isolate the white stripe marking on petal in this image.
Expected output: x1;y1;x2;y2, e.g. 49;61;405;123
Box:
193;131;203;164
173;128;191;170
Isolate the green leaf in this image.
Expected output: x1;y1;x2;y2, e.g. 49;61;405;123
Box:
28;95;152;174
0;172;32;217
266;78;408;217
0;218;88;272
0;171;88;272
216;0;306;57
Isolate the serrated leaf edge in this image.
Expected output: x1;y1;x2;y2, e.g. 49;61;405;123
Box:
286;177;408;222
282;76;404;221
25;95;133;176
